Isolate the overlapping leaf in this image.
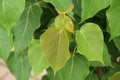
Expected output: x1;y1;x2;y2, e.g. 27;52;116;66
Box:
44;0;72;12
58;54;90;80
72;0;82;17
107;0;120;39
7;50;31;80
81;0;111;22
85;73;98;80
0;28;12;61
0;0;25;32
13;4;42;55
91;43;112;67
40;28;70;73
55;14;74;33
76;23;104;62
28;39;48;77
109;72;120;80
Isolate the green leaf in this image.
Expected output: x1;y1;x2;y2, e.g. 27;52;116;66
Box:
113;36;120;52
43;54;90;80
40;28;71;73
13;4;42;55
0;28;12;61
76;23;104;62
85;73;98;80
107;0;120;39
55;14;74;33
0;0;25;32
58;53;90;80
44;0;72;12
72;0;82;17
109;72;120;80
81;0;111;22
7;50;31;80
28;39;49;77
91;43;112;67
102;67;120;80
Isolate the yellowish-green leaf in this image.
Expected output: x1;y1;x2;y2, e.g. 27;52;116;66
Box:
56;3;74;14
40;28;71;73
76;23;104;63
0;0;25;32
55;14;74;33
109;72;120;80
0;28;12;61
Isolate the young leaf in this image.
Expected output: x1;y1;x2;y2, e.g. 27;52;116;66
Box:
28;39;49;77
81;0;111;22
7;50;31;80
113;36;120;52
0;28;12;61
0;0;25;32
44;0;72;12
109;72;120;80
55;14;74;33
76;23;104;63
58;53;90;80
107;0;120;39
40;28;70;73
13;4;42;55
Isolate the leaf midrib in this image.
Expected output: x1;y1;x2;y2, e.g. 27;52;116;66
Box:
15;5;32;54
80;30;96;57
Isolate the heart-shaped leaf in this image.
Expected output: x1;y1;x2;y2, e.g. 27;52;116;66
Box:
0;0;25;32
107;0;120;39
14;4;42;55
40;28;70;73
76;23;104;63
81;0;111;22
28;39;49;77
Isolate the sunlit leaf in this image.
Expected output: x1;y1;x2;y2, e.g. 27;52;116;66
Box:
0;0;25;32
55;14;74;33
40;28;70;73
76;23;104;62
0;28;12;61
91;43;112;67
28;39;49;77
81;0;111;22
109;72;120;80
